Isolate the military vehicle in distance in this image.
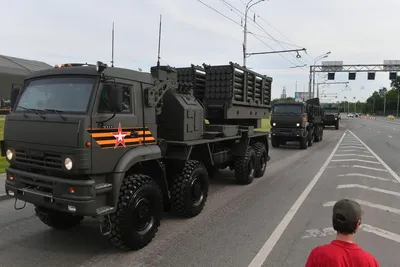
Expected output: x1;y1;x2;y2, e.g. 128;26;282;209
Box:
322;103;340;130
270;98;324;149
1;61;272;250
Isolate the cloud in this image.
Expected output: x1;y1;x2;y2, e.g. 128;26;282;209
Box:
0;0;398;101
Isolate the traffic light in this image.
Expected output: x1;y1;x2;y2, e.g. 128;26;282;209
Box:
367;72;375;80
389;72;397;80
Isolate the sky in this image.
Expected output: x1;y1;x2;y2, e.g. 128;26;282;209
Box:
1;0;399;102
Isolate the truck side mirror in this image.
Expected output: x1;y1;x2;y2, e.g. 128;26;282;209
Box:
10;88;20;110
108;84;123;112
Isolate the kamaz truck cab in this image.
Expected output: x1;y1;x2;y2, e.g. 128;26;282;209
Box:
1;62;166;249
323;104;340;130
270;99;324;149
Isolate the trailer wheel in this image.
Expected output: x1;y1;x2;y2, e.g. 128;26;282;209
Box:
300;137;308;149
234;146;257;185
308;130;314;147
35;207;83;230
108;174;163;250
271;136;279;148
170;160;209;218
253;142;268;178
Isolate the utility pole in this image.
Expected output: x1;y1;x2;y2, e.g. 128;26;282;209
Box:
243;0;265;67
396;89;400;118
383;95;386;116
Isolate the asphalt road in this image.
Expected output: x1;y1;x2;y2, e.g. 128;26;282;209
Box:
1;118;399;266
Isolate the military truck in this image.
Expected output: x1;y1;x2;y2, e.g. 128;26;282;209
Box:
1;61;272;250
270;98;324;149
322;103;340;130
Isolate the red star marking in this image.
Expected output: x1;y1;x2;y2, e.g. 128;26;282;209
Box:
112;123;129;148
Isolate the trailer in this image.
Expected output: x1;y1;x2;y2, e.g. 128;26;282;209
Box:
1;61;272;250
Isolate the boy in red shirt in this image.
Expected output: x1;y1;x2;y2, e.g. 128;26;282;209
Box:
305;199;380;267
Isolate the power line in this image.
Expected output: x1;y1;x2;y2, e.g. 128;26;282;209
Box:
197;0;242;27
197;0;298;66
223;0;306;64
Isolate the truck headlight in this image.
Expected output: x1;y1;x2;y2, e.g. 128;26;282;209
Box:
272;123;276;126
296;123;300;127
6;149;13;161
335;118;337;120
64;157;73;170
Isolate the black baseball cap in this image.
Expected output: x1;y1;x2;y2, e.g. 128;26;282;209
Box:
332;199;363;223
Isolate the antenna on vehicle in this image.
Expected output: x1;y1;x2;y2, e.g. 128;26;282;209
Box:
111;22;115;67
157;14;162;68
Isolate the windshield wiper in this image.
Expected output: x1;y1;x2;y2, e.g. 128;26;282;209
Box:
17;105;46;119
44;109;67;121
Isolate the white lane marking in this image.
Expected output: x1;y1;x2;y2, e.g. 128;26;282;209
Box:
388;135;393;138
349;130;400;183
331;159;380;164
337;149;369;153
302;225;400;244
247;132;347;267
337;184;400;197
302;227;336;239
339;146;366;149
338;173;398;183
351;165;388;172
362;224;400;243
340;142;361;145
323;199;400;215
334;154;375;158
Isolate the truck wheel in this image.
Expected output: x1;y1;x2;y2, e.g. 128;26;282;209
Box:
300;137;308;149
308;132;314;147
271;136;279;148
252;142;267;178
35;207;83;230
170;160;209;218
108;174;163;250
234;146;257;185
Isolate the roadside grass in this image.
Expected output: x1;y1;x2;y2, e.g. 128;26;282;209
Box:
0;116;7;173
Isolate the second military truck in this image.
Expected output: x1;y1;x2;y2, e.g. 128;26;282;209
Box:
1;61;272;251
322;103;340;130
270;98;324;149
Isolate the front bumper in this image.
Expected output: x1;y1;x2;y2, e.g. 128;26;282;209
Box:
271;127;305;138
324;118;338;125
4;167;98;216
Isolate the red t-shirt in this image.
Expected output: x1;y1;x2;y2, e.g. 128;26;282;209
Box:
305;240;379;267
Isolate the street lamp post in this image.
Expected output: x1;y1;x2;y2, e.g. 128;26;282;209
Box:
243;0;265;67
312;52;331;97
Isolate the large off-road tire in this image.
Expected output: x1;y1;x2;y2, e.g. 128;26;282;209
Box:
108;174;163;250
252;142;268;178
170;160;209;218
300;136;308;149
308;130;314;147
271;136;279;148
35;207;83;230
234;146;257;185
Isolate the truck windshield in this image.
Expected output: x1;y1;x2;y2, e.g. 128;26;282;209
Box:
15;76;95;113
273;104;303;114
324;108;338;113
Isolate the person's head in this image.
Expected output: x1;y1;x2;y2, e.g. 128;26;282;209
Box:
332;199;363;235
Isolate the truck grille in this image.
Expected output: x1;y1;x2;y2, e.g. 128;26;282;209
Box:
15;149;62;169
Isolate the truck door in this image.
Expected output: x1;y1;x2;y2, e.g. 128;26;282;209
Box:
89;80;139;173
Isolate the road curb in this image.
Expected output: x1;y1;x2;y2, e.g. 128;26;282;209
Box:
0;193;11;201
